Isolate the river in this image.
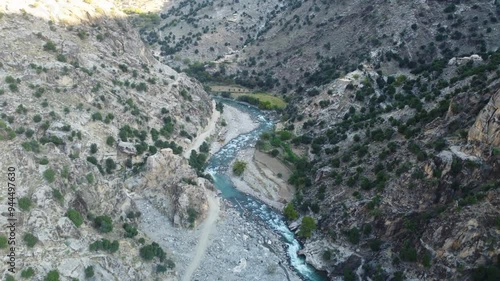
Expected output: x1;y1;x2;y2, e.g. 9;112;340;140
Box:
205;99;328;281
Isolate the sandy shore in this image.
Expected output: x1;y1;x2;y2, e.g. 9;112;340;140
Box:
210;104;258;154
229;148;295;210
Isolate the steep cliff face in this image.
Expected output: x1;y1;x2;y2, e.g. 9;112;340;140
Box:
469;89;500;156
0;1;213;279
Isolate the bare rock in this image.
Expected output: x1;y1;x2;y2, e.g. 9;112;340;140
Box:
468;89;500;155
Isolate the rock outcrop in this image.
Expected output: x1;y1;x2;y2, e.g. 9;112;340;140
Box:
468;89;500;156
129;148;210;227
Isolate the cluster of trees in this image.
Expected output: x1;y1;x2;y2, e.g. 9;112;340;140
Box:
89;239;119;253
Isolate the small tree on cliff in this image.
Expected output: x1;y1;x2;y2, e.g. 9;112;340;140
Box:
283;203;299;220
298;216;317;238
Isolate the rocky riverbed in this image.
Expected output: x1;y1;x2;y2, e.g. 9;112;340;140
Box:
136;197;302;281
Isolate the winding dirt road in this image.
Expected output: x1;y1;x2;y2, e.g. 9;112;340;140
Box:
182;191;220;281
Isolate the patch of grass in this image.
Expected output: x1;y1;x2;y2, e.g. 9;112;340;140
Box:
232;92;287;109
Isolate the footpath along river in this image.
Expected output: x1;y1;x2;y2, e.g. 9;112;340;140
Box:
206;99;328;281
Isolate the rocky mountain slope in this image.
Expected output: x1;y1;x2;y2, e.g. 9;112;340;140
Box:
0;0;214;279
144;0;499;90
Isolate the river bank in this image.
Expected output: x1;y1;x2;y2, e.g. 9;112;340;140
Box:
209;102;259;154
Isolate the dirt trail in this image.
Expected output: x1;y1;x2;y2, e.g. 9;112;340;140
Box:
181;191;220;281
183;100;220;158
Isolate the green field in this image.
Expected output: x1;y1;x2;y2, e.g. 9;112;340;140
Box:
231;92;287;109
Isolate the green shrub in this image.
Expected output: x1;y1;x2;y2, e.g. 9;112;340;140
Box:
23;233;38;247
157;264;167;273
19;196;32;211
43;168;56;183
422;251;432;267
56;53;67;62
52;189;63;203
33;114;42;123
199;141;209;153
91;112;102;121
106;136;115;146
5;274;15;281
90;143;98;154
66;209;83;227
232;160;247;176
44;270;60;281
369;239;382;251
61;166;69;178
21;267;35;278
399;240;417;262
89;239;119;253
123;223;139;238
139;242;166;261
93;215;113;233
322;250;332;261
472;265;500;281
43;41;57;52
283;203;299;220
85;266;94;278
346;227;360;244
0;235;7;248
25;128;35;138
86;173;94;184
298;216;316;238
187;207;199;227
105;158;116;173
86;156;98;165
188;150;207;172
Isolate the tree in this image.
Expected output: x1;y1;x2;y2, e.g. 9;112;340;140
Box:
43;41;57;52
298;216;316;238
106;136;115;146
66;209;83;227
232;160;247;176
140;243;166;262
43;168;56;183
105;158;116;173
18;196;32;211
215;102;224;113
93;215;113;233
44;270;60;281
199;141;209;153
21;267;35;278
283;203;298;220
90;143;98;154
85;266;94;278
24;233;38;247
